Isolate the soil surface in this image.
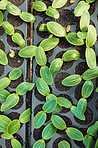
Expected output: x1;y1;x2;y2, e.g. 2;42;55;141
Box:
8;0;24;6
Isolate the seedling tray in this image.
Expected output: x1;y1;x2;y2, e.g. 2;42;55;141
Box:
31;0;98;148
0;0;28;147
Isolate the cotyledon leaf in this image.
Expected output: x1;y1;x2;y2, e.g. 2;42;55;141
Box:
45;6;59;19
2;21;14;35
0;89;10;101
33;139;45;148
19;108;31;123
9;69;22;80
0;0;11;10
33;111;47;129
1;133;13;139
36;78;50;96
58;141;70;148
83;134;93;148
71;106;85;120
16;82;35;95
57;97;72;108
77;32;87;39
66;127;84;141
62;74;82;86
40;66;53;85
0;125;6;132
0;115;11;128
0;11;3;25
0;49;8;65
19;12;35;23
77;98;87;114
19;46;37;58
42;122;57;140
51;115;66;130
82;80;93;98
55;104;62;112
52;0;67;9
86;0;95;3
12;33;25;48
32;1;47;12
46;94;57;102
6;3;21;16
0;77;11;90
39;37;59;51
87;121;98;136
11;138;22;148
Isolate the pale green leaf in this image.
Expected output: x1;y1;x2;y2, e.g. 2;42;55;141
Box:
0;49;8;65
52;0;67;8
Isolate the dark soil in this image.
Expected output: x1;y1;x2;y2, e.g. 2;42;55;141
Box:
56;9;76;27
65;0;75;7
7;50;24;68
53;137;72;148
58;37;72;48
56;115;72;135
5;133;23;148
0;40;5;51
33;125;50;143
54;72;71;91
57;94;73;113
74;107;93;125
96;99;98;111
74;128;87;147
35;62;50;77
0;26;4;36
37;20;51;38
7;14;23;27
76;44;86;59
7;74;23;88
46;49;54;58
75;62;89;75
75;83;94;102
55;51;74;70
0;65;4;76
89;3;95;15
34;104;51;123
7;29;24;47
10;92;23;109
96;77;98;87
8;0;24;6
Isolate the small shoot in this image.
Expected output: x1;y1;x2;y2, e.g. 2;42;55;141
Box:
9;49;15;58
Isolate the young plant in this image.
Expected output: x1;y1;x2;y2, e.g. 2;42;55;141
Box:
0;11;25;48
58;141;70;148
0;82;35;111
0;108;31;148
0;1;35;23
33;0;68;19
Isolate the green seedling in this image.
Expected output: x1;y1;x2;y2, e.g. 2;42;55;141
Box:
33;0;67;19
0;69;22;90
0;108;31;148
1;82;34;111
0;11;3;25
58;141;70;148
0;0;11;10
0;49;8;65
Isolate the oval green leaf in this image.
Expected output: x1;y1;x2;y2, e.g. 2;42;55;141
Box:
55;104;62;112
42;122;57;140
9;69;22;80
1;133;13;139
74;1;90;17
35;46;47;66
33;111;47;129
62;50;80;62
58;141;70;148
52;0;67;8
86;25;97;47
19;46;36;58
40;66;53;85
12;33;25;48
1;93;19;111
0;125;6;132
6;3;21;16
80;11;90;32
57;97;72;108
33;139;45;148
40;37;59;51
0;89;10;101
19;108;31;123
83;134;93;148
66;33;84;46
19;12;35;23
0;1;11;10
62;74;82;86
2;21;14;35
77;32;87;39
0;115;11;128
45;6;59;19
16;82;34;96
51;115;66;130
46;94;57;102
47;22;66;37
0;49;8;65
82;80;93;98
11;138;22;148
66;127;84;141
49;58;63;74
7;119;20;135
39;24;48;32
43;99;57;113
77;98;87;114
86;47;96;69
36;78;50;96
0;77;11;90
82;67;98;80
33;1;47;12
0;11;3;25
87;121;98;136
71;106;85;120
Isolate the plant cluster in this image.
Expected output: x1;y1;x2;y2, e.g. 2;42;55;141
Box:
0;0;97;148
